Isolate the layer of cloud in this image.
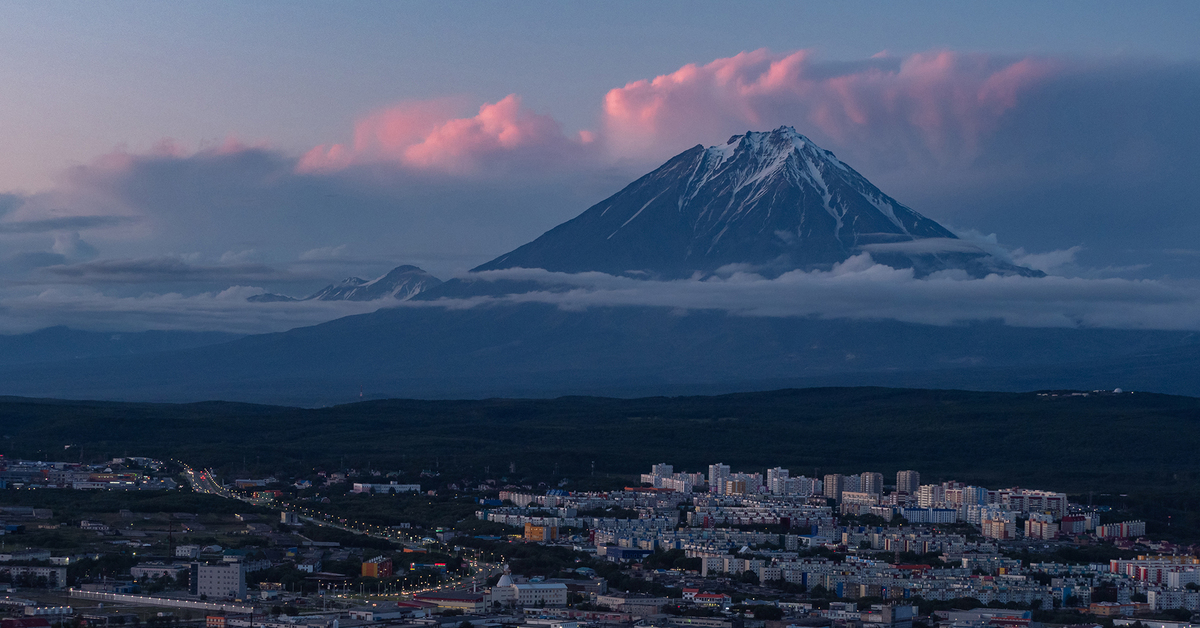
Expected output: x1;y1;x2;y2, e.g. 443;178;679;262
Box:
0;142;624;288
601;49;1059;167
413;259;1200;331
9;254;1200;335
0;286;383;335
0;215;134;233
859;237;989;256
299;95;596;175
1012;245;1083;274
40;255;293;284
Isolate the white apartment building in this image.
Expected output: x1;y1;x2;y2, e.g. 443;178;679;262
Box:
1147;589;1200;612
916;484;945;508
900;507;956;524
708;464;730;495
190;562;246;599
767;467;789;494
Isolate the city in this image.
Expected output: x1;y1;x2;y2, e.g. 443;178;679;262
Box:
1;455;1197;628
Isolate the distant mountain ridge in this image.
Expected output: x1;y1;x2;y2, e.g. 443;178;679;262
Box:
2;304;1200;405
475;126;1039;279
249;264;441;303
0;326;240;367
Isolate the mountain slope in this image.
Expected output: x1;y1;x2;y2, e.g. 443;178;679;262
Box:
474;126;1038;278
249;264;442;302
306;265;442;301
0;326;241;367
1;304;1198;405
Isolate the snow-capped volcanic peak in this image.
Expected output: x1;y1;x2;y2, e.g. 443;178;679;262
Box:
677;127;942;245
474;126;1041;278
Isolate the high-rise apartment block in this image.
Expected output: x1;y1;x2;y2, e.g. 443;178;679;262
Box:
823;474;844;502
980;509;1017;540
767;467;789;494
860;472;884;496
896;470;920;495
1024;513;1059;541
916;484;944;508
708;463;731;495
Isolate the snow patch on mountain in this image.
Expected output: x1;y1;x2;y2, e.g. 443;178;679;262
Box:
247;264;442;303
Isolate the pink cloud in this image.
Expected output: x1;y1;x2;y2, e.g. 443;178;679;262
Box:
298;95;593;174
601;48;1060;167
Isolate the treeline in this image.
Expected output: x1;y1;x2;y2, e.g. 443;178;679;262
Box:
1;388;1199;496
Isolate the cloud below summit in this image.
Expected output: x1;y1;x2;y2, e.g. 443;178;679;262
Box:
420;259;1200;332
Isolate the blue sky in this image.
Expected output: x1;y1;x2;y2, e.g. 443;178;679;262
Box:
0;2;1199;333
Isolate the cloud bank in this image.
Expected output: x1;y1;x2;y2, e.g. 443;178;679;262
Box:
0;286;382;335
601;49;1059;168
415;259;1200;332
298;95;596;175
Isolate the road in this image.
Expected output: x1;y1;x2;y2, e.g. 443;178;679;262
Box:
175;460;498;599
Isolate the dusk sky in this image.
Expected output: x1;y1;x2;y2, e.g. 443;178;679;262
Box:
2;2;1200;333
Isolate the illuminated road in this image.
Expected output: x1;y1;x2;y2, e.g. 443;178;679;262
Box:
175;459;502;599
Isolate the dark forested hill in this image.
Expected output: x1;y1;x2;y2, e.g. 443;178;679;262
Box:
1;387;1197;496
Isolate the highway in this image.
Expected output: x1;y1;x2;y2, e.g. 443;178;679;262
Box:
175;460;500;600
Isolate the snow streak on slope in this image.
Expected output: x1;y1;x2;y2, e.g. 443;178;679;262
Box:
248;265;442;303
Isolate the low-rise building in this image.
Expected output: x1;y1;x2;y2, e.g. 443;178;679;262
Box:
190;562;246;600
413;591;486;612
595;592;669;614
131;563;189;579
525;523;559;542
488;574;568;607
361;556;392;578
0;566;67;588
